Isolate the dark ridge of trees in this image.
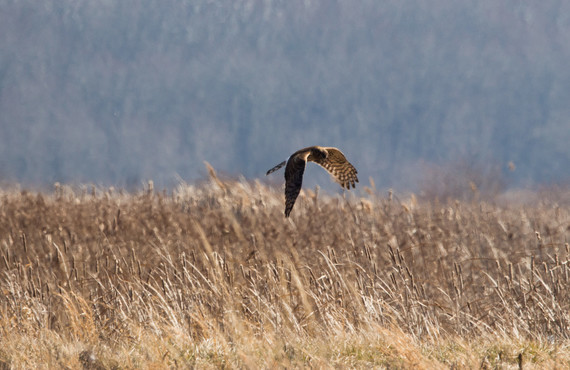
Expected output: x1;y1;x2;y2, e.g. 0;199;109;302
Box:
1;0;569;191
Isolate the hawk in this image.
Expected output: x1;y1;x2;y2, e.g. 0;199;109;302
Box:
266;146;358;217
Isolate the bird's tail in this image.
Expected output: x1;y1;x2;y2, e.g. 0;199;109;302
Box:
266;161;287;175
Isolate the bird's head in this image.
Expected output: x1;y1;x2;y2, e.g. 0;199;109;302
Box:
312;147;328;160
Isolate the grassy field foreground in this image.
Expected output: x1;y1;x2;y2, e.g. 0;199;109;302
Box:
0;171;569;368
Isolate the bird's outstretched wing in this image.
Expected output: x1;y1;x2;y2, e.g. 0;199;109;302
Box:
309;147;358;189
284;155;307;217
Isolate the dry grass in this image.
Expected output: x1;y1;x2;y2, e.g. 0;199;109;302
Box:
0;170;569;369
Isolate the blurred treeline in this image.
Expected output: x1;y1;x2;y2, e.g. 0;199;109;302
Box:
1;0;569;190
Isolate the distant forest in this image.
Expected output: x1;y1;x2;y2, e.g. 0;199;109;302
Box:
1;0;569;193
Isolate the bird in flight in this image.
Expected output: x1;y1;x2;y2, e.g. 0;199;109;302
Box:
266;146;358;217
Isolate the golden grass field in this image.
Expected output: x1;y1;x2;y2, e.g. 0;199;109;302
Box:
0;169;569;369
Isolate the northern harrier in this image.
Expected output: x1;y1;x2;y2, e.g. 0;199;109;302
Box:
266;146;358;217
